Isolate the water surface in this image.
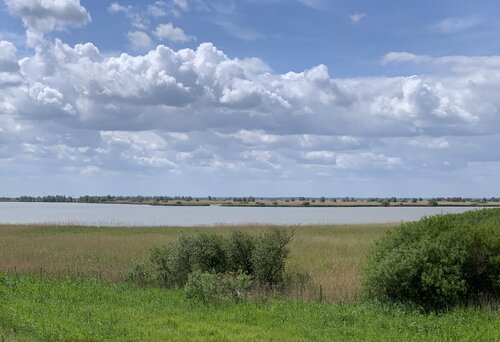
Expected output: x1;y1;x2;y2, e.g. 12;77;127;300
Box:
0;202;481;226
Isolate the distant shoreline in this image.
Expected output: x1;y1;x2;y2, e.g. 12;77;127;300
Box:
1;199;499;208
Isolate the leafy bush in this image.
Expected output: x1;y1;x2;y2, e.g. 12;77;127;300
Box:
190;233;228;273
149;237;193;287
148;233;228;287
252;229;294;287
362;210;500;310
131;228;296;299
225;231;255;274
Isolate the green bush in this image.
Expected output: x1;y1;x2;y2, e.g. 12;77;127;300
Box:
150;237;193;287
252;229;294;287
190;233;227;273
362;210;500;310
133;228;295;293
225;231;255;274
148;233;228;287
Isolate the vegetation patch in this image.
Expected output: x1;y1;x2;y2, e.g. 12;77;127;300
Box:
362;209;500;310
1;273;499;341
129;228;303;300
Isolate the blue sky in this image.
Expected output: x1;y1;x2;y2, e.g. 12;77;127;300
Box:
0;0;500;197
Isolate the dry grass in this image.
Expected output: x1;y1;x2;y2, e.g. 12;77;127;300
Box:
0;223;393;300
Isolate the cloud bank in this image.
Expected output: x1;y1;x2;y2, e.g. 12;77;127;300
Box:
1;0;500;196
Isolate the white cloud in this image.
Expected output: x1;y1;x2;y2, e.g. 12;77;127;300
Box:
295;0;327;10
100;131;167;152
2;32;500;195
0;40;19;72
108;2;130;14
127;31;153;51
5;0;90;32
335;153;402;170
173;0;188;11
147;1;168;18
430;17;480;33
304;150;335;162
350;12;366;24
382;51;500;75
108;2;148;30
408;138;450;150
10;38;500;137
154;23;195;42
147;0;190;18
80;165;101;175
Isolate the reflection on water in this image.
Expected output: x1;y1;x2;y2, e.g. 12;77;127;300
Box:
0;202;481;226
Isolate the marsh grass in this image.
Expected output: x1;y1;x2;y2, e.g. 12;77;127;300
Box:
0;223;392;300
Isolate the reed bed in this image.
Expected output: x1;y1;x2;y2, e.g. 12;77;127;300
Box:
0;223;393;300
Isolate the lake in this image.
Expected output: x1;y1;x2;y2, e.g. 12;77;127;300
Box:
0;202;482;226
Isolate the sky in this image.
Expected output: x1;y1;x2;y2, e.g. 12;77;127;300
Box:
0;0;500;197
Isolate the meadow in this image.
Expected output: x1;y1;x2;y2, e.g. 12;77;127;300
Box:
0;221;498;340
0;223;392;301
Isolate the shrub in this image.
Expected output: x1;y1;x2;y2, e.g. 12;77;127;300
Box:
225;231;255;274
362;210;500;310
132;228;296;295
428;198;439;206
148;233;228;287
149;236;193;287
252;228;294;287
148;246;174;286
190;233;227;273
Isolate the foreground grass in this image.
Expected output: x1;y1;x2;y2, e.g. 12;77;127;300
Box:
0;223;392;301
0;274;498;341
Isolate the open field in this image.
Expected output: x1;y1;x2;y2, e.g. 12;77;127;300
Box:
1;273;499;341
0;223;392;301
1;215;499;341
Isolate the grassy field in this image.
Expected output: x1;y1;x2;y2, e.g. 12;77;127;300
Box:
1;221;498;340
1;273;499;341
0;223;392;301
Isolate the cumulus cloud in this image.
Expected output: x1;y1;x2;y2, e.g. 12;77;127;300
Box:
2;27;500;195
0;40;19;72
127;31;154;51
5;0;90;32
154;23;195;42
9;38;500;137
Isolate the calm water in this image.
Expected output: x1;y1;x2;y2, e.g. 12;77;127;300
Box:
0;202;481;226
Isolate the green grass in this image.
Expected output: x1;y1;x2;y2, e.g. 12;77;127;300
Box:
1;211;499;340
1;273;498;341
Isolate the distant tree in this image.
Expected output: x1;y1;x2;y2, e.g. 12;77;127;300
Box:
428;198;439;206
